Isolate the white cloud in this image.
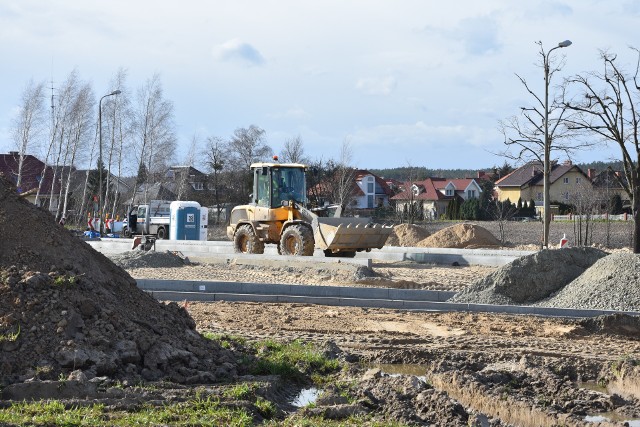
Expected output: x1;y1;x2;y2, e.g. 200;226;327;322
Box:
213;39;265;66
355;76;397;96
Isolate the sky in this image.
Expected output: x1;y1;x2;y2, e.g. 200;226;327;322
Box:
0;0;638;171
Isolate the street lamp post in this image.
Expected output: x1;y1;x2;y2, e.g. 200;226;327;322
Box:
542;40;571;248
98;90;121;235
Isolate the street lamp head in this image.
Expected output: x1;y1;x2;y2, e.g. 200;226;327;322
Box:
110;90;122;95
558;40;572;48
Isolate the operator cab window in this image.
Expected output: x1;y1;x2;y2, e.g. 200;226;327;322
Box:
256;168;270;207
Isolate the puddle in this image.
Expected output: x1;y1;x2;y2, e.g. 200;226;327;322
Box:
584;413;640;425
577;381;608;394
291;387;320;407
368;363;427;377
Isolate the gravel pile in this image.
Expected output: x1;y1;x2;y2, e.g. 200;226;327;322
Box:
537;253;640;312
108;251;189;269
449;248;608;305
386;224;430;247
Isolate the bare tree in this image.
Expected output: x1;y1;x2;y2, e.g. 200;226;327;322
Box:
499;41;584;248
570;180;600;247
58;82;95;222
280;135;308;163
332;140;357;215
491;199;518;246
204;136;228;223
131;74;177;201
10;80;46;191
565;49;640;253
226;125;272;199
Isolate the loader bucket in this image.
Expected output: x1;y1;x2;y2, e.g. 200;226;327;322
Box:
312;217;393;251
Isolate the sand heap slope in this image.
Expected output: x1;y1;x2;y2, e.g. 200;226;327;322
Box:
537;252;640;312
386;223;431;247
417;223;501;249
0;176;238;386
450;248;608;305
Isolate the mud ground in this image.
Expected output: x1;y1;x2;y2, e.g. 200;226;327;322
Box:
128;256;640;426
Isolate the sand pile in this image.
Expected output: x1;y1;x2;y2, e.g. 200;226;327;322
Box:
386;224;431;247
536;252;640;311
417;223;500;249
0;176;240;387
450;248;608;305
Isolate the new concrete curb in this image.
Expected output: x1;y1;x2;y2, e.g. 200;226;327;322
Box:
86;239;533;267
137;279;640;319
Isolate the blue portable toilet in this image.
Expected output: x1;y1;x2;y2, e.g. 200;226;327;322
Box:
169;201;201;240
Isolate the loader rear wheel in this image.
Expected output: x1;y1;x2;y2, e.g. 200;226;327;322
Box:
234;224;265;254
280;225;314;256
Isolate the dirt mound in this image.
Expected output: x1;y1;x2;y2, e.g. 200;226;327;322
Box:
108;251;189;269
537;252;640;311
385;224;431;247
578;313;640;338
450;248;608;305
0;176;239;386
417;223;500;249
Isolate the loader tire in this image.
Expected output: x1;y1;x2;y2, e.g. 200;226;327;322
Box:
280;224;314;256
234;224;265;254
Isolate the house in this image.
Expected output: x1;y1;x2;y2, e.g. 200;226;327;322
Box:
307;169;394;211
351;170;394;209
590;168;631;212
391;177;483;219
165;165;213;206
0;152;61;211
494;160;591;214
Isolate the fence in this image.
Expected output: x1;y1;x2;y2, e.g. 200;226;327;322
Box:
552;213;630;221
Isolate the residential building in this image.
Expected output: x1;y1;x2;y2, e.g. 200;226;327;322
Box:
351;170;394;209
391;177;483;219
590;168;631;212
0;152;61;211
494;160;591;214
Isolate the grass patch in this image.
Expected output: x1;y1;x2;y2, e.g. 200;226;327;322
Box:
0;396;255;426
202;332;248;349
0;325;20;343
53;274;78;286
250;339;341;380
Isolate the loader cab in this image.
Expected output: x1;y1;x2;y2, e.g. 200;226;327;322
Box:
251;163;307;209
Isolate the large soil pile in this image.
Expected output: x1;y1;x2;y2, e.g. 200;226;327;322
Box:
417;223;501;249
0;176;239;386
450;248;608;305
385;224;431;247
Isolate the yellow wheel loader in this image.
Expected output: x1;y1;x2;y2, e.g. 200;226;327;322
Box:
227;162;393;257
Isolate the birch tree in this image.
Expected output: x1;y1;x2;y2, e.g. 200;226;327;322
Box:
10;80;46;192
131;74;176;202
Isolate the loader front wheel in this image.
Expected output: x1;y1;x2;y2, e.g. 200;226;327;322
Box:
234;224;265;254
280;225;314;256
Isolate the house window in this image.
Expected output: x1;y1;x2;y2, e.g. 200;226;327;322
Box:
563;177;569;184
367;195;374;208
192;182;204;191
563;191;570;200
576;177;582;184
537;192;543;201
446;189;453;196
467;190;476;199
